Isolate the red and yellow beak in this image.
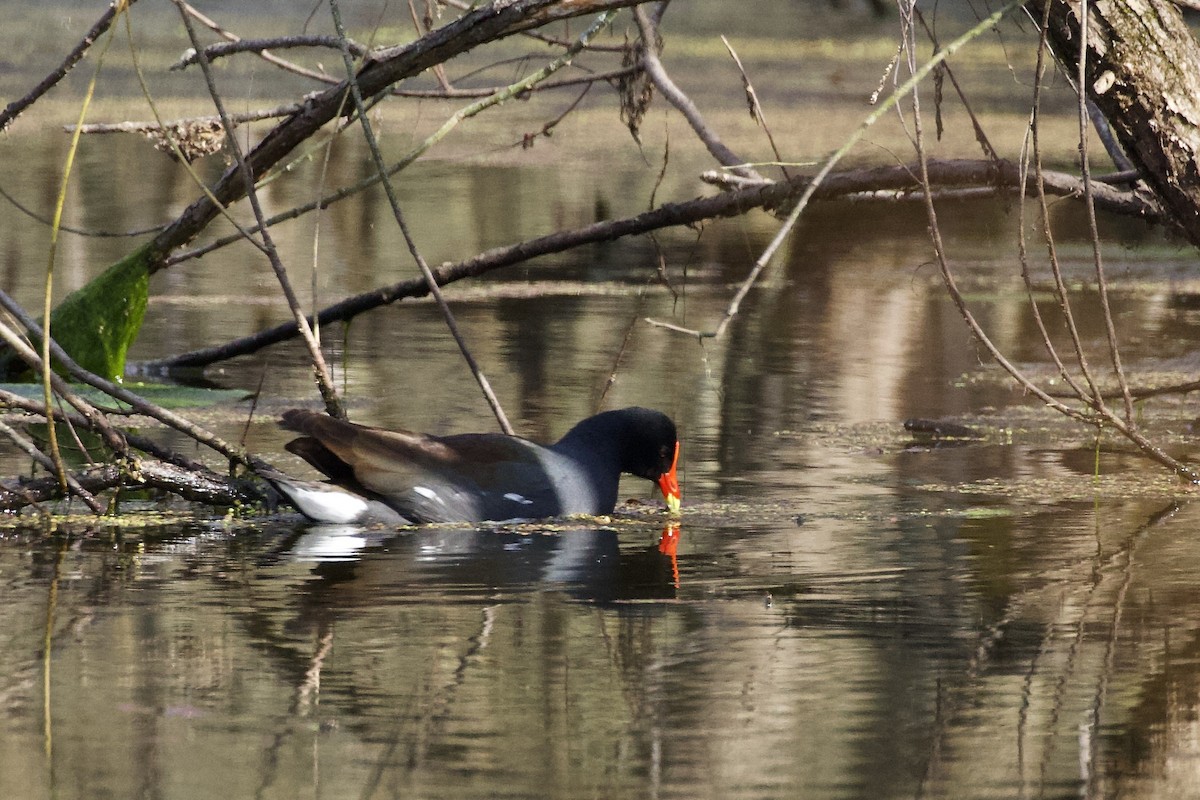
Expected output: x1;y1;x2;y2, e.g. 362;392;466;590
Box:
657;441;681;515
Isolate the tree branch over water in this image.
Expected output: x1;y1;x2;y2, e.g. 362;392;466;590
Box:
138;158;1157;371
0;0;140;131
4;0;1200;516
144;0;648;268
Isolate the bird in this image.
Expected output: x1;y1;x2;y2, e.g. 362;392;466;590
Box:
262;407;682;525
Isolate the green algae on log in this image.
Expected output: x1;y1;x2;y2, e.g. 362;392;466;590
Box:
2;244;150;382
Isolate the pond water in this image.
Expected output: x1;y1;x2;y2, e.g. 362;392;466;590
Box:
4;4;1200;799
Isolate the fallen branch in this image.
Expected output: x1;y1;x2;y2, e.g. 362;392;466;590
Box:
0;419;104;513
0;459;258;512
0;290;251;468
138;158;1158;372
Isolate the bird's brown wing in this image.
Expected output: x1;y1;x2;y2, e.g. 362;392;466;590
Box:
281;410;557;521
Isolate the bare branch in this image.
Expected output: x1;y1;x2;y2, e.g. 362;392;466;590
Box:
0;459;257;512
330;0;514;434
137;157;1155;371
633;7;761;180
172;35;369;71
0;0;139;131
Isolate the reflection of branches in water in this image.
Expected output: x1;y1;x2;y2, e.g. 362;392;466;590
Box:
356;603;497;800
912;500;1183;798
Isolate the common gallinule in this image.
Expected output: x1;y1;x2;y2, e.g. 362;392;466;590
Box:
265;407;682;525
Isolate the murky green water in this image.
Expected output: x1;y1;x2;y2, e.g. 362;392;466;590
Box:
3;2;1200;798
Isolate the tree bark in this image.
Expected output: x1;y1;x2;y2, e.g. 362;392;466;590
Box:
0;459;261;513
1029;0;1200;246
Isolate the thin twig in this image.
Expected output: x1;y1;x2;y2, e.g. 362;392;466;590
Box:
1032;32;1105;409
720;36;788;179
1016;4;1091;403
174;0;346;420
0;178;162;238
0;0;139;131
513;83;592;148
407;0;454;92
329;0;517;434
1076;0;1135;421
914;8;999;162
386;67;639;98
633;7;761;181
172;35;369;70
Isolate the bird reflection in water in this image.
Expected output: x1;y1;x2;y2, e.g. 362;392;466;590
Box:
266;520;685;606
657;521;680;589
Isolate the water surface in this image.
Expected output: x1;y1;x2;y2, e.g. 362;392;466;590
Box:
2;4;1200;799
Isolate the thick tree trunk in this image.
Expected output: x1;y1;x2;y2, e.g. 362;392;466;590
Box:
1029;0;1200;246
